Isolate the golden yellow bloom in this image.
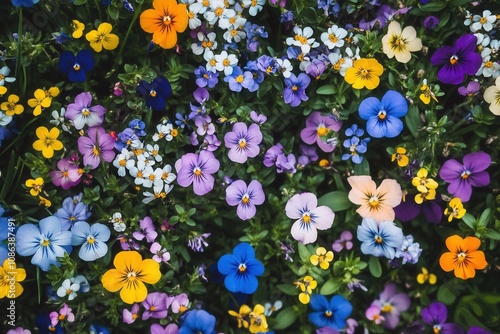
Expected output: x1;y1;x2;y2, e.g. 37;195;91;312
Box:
294;275;317;304
0;259;26;299
28;89;51;116
72;19;85;39
344;58;384;90
85;22;120;52
391;147;409;167
1;94;24;116
444;198;466;222
0;86;7;95
228;304;251;328
419;80;438;105
382;21;422;63
249;304;268;333
45;86;60;99
415;187;436;204
412;168;438;193
25;177;44;196
310;247;334;270
39;195;52;207
32;126;64;159
416;267;437;285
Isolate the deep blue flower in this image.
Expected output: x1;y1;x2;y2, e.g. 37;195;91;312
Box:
36;313;65;334
283;73;310;107
128;119;146;137
54;195;91;231
90;323;111;334
357;217;404;259
308;294;353;330
358;90;408;138
136;76;172;111
179;309;216;334
11;0;39;7
217;242;264;294
59;49;94;83
194;66;219;88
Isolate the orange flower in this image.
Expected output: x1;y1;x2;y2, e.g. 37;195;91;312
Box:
439;235;487;280
140;0;188;49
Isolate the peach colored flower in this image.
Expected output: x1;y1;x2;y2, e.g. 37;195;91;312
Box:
347;175;402;222
439;235;487;280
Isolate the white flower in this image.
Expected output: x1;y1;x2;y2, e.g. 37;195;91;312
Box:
142;166;164;188
203;0;226;25
321;25;348;49
471;10;496;32
464;10;473;26
189;0;211;14
0;111;12;126
57;279;81;301
204;50;218;72
110;212;123;224
215;50;238;75
187;9;202;30
153;123;174;141
286;26;319;54
142;184;173;204
218;9;246;30
50;108;72;133
129;162;148;185
276;58;293;78
0;66;16;86
113;148;134;177
146;143;163;162
161;164;177;184
242;0;265;16
191;32;218;56
223;28;246;43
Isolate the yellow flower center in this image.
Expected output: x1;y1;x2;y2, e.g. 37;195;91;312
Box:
150;305;156;311
375;236;383;243
238;138;247;148
92;146;100;156
41;239;50;247
317;125;328;137
223;59;230;66
378;110;387;120
127;271;137;280
236;75;244;83
302;213;311;223
150;90;157;97
215;7;224;17
87;236;95;244
179;305;187;312
171;129;178;137
433;325;441;334
163;15;172;25
325;310;332;317
193;167;202;176
480;17;487;24
295;35;308;45
238;263;246;272
66;289;73;295
119;159;126;167
329;34;338;43
449;55;458;65
149;174;156;181
210;59;217;66
368;196;380;208
241;194;250;204
292;85;298;91
137;171;143;178
485;61;493;68
461;170;470;179
58;314;66;320
73;63;80;71
82;108;90;116
381;304;393;313
359;68;370;78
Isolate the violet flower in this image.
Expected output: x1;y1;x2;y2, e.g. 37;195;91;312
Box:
202;134;221;152
421;302;464;334
300;111;342;152
171;293;189;313
430;34;482;85
439;151;491;202
65;92;106;130
332;231;353;252
263;143;284;167
371;283;411;329
150;242;170;263
298;144;318;167
224;122;263;163
394;235;422;265
458;81;480;96
467;326;492;334
150;324;179;334
176;151;220;195
394;193;443;224
133;216;158;243
141;292;169;320
226;180;265;220
276;153;297;173
49;158;81;190
423;16;440;30
187;233;211;252
77;127;116;169
250;110;267;125
122;304;140;324
283;73;311;107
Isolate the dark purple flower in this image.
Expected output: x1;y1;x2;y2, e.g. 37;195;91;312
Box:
439;152;491;202
394;194;443;224
371;283;410;329
256;55;278;74
133;216;158;243
283;73;311;107
421;302;464;334
226;180;265;220
65;92;106;130
141;292;169;320
430;34;482;85
423;16;440;29
458;81;480;97
59;49;94;83
263;143;284;167
300;111;342;152
467;326;492;334
224;122;263;163
77;127;116;169
136;76;172;111
175;151;220;195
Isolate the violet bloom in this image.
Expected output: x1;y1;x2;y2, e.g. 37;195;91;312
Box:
430;34;482;85
371;283;410;330
394;193;443;224
332;231;353;252
150;324;179;334
49;158;81;190
150;242;171;263
224;66;254;92
306;59;327;79
467;326;491;334
171;293;189;313
276;153;297;173
224;122;263;163
263;143;284;167
423;16;439;30
250;110;267;125
439;151;491;202
202;134;221;152
298;144;318;167
301;111;342;152
458;81;480;97
195;115;215;136
122;304;140;324
142;292;169;320
65;92;106;130
77;126;116;169
133;216;158;243
283;73;311;107
194;66;218;88
394;235;422;265
226;180;265;220
176;151;220;195
421;302;464;334
187;233;211;252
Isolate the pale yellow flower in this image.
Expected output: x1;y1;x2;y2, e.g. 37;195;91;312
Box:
382;21;422;63
483;76;500;116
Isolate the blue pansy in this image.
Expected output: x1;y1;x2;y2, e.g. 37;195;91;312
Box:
357;217;404;259
358;90;408;138
71;222;110;261
342;136;370;164
128;119;146;137
59;49;95;83
136;76;172;111
0;210;10;263
308;294;353;330
11;0;39;7
16;216;72;271
90;323;110;334
54;195;91;231
179;309;216;334
217;242;264;294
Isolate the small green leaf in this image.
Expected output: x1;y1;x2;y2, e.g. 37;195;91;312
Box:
437;283;457;305
483;228;500;240
316;85;336;95
297;242;310;263
273;307;298;330
368;256;382;278
461;213;476;230
318;191;352;212
477;208;491;228
276;284;299;296
320;279;341;295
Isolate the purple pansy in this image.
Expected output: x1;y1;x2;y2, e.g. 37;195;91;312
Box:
263;143;284;167
421;302;464;334
394;193;443;224
467;326;492;334
394;235;422;265
458;81;481;97
122;304;140;324
371;283;411;330
150;323;179;334
133;216;158;243
175;151;220;195
226;180;265;220
77;127;116;170
194;66;219;88
65;92;106;130
332;231;353;252
49;158;81;190
298;144;318;167
224;122;263;163
250;110;267;125
150;242;171;263
276;153;297;174
301;111;342;152
141;292;170;320
283;73;311;107
439;151;491;202
430;34;482;85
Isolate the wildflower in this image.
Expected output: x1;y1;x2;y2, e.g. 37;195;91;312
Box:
187;232;211;252
50;108;71;133
176;151;220;195
32;126;63;159
171;293;189;313
439;151;491;202
394;193;443;224
178;309;216;334
0;259;26;298
28;89;51;116
371;283;410;329
142;292;169;320
25;177;44;196
263;143;283;167
283;73;311;107
250;110;267;125
366;305;385;325
51;304;75;324
358;90;408;138
458;81;480;97
56;278;80;300
78;126;116;169
11;0;39;7
412;167;438;192
65;92;106;130
122;304;140;324
419;79;439;104
0;66;16;86
71;222;110;261
226;180;265;220
310;247;334;269
417;267;437;284
444;198;466;222
295;275;317;304
224;122;263;163
224;66;254;92
101;250;161;304
1;94;24;116
421;302;464;333
348;175;402;222
308;294;352;330
285;192;335;245
332;231;353;252
136;76;172;112
71;20;85;38
300;111;342;152
85;22;119;52
439;235;487;280
423;16;440;30
345;58;384;90
215;50;238;75
133;216;158;243
321;24;347;49
150;324;179;334
228;305;251;329
55;195;91;231
286;26;319;54
15;216;72;271
483;76;500;115
471;10;496;32
395;235;422;264
150;242;170;263
430;34;482;85
264;301;282;316
59;49;95;83
391;147;409;167
357;217;404;259
342;136;369;164
382;21;422;63
217;242;264;294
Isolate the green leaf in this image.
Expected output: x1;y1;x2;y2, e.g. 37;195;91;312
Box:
461;213;476;230
437;283;457;305
353;158;370;175
320;279;341;295
419;1;447;11
368;256;382;278
297;242;310;263
483;228;500;240
316;85;336;95
477;208;491;228
405;106;423;138
72;0;87;4
318;191;352;212
107;5;120;20
276;284;299;296
273;307;298;330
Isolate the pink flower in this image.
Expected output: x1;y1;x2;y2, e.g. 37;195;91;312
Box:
123;304;140;324
332;230;353;252
150;242;171;263
365;305;385;324
49;158;81;189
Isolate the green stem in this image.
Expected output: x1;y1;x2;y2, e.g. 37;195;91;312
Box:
15;8;22;90
114;3;143;70
0;116;40;158
21;64;27;98
93;0;103;22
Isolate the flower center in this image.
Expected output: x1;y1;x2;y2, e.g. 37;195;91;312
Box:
329;34;338;43
485;61;493;68
238;138;247;148
66;289;73;295
41;238;50;247
374;235;383;243
81;108;90;116
317;125;328;137
127;271;137;280
324;310;332;317
449;55;459;65
460;170;471;179
150;90;157;97
302;212;311;223
223;59;230;66
238;263;246;272
73;63;80;71
179;305;187;312
292;85;298;91
58;314;66;320
433;325;441;334
236;75;244;83
150;305;156;311
87;236;95;244
163;15;172;25
359;68;370;78
193;167;202;176
295;35;308;45
457;252;467;261
368;196;380;208
241;193;250;204
480;17;487;24
378;110;387;120
92;145;100;156
381;304;393;313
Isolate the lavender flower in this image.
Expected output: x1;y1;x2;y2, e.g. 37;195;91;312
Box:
423;16;439;30
55;196;91;231
223;66;254;92
188;233;211;252
276;153;297;173
298;144;318;167
49;158;81;190
226;180;265;220
77;127;116;169
142;292;169;320
458;81;480;96
133;216;158;243
150;242;171;263
250;111;267;125
371;283;411;329
194;67;219;88
300;111;342;152
332;231;353;252
176;151;220;195
395;235;422;265
283;73;310;107
263;143;284;167
65;92;106;130
224;122;263;163
123;304;140;324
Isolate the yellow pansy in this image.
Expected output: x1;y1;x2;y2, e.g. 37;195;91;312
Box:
419;79;438;105
444;197;466;222
85;22;120;52
310;247;334;270
27;89;51;116
0;259;27;299
344;58;384;90
412;168;438;193
249;304;268;333
1;94;24;116
32;126;64;159
228;304;251;328
72;19;85;39
294;275;317;304
25;177;44;196
391;147;409;167
417;267;437;285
